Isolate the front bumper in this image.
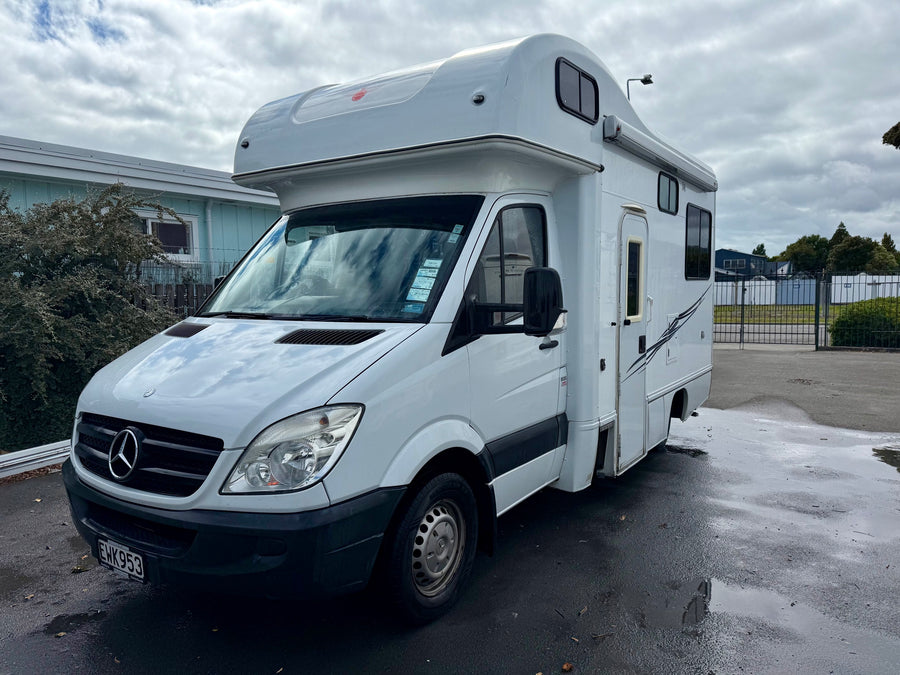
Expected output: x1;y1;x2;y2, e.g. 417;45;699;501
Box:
62;460;405;597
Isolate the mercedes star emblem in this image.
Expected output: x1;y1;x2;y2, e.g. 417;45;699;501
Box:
108;428;142;481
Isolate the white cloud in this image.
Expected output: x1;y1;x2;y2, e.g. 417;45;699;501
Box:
1;0;899;256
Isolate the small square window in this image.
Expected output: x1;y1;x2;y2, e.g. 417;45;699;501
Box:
658;172;678;215
556;58;599;124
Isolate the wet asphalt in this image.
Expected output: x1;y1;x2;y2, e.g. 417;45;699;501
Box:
1;346;899;674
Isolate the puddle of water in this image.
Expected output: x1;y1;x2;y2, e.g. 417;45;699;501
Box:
657;577;817;631
665;444;708;458
873;445;900;472
43;610;107;636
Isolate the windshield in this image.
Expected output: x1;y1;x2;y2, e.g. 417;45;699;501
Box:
199;195;484;322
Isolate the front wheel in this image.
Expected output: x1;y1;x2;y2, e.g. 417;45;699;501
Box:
384;472;478;624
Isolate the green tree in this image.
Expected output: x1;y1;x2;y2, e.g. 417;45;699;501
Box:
830;222;850;248
866;245;899;273
0;185;177;451
884;122;900;149
777;234;829;272
752;243;767;258
826;235;876;273
883;233;897;253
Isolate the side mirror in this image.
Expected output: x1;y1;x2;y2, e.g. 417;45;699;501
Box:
214;275;226;289
523;267;565;337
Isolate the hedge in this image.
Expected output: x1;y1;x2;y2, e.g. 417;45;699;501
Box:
830;297;900;348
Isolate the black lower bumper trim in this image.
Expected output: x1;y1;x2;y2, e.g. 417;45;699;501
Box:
62;460;405;597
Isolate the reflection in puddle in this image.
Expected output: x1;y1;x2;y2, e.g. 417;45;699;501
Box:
674;578;817;630
873;445;900;472
682;579;711;625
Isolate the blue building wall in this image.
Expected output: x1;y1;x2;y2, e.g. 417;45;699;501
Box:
0;168;280;270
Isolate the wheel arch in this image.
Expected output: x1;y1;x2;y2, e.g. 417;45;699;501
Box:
670;388;689;421
379;445;497;571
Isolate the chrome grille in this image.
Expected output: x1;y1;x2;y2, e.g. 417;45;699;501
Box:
75;413;224;497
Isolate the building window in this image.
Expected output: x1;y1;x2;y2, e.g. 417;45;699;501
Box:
685;204;712;280
470;205;547;325
658;172;678;215
556;58;599;124
723;259;746;270
135;211;199;261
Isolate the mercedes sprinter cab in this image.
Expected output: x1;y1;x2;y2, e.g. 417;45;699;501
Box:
63;34;716;623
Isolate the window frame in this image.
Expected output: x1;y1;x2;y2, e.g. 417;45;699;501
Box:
135;209;200;262
657;171;679;215
684;203;712;281
555;57;599;125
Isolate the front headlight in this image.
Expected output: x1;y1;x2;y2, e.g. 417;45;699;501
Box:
222;405;363;494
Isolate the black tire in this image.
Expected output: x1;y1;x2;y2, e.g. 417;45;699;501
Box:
384;472;479;624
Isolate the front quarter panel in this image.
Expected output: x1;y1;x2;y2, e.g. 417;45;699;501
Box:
323;324;475;502
378;418;486;488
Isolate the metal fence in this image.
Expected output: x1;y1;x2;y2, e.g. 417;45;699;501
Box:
714;272;900;349
137;255;241;317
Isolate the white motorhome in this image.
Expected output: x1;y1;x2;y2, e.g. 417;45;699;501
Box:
64;34;716;622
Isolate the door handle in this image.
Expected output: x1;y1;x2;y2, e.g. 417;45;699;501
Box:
539;339;559;350
638;335;646;354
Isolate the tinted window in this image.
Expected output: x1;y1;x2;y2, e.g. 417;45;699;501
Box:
685;204;712;280
626;240;643;319
658;172;678;215
557;61;580;112
556;58;599;124
580;75;597;121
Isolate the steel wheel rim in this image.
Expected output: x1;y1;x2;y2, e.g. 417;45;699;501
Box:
411;498;465;597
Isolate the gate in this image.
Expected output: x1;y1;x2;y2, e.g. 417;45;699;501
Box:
714;272;900;349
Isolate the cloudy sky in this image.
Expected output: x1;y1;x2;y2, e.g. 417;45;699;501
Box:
1;0;898;254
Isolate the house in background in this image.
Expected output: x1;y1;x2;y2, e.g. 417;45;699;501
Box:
0;135;281;283
715;248;790;280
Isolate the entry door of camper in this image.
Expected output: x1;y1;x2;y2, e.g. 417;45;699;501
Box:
617;214;648;471
466;197;563;508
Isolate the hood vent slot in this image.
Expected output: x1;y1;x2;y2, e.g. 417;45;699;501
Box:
276;328;384;346
165;323;210;338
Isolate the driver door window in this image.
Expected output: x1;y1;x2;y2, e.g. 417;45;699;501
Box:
470;205;546;325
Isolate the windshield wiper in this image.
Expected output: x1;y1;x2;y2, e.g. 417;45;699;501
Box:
198;311;276;319
293;314;376;322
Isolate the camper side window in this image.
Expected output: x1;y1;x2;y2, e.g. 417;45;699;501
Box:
658;172;678;215
685;204;712;280
556;58;599;124
471;205;547;325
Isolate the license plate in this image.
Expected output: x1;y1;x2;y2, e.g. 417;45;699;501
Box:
98;538;145;581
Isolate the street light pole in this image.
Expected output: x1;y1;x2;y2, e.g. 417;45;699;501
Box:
626;74;654;100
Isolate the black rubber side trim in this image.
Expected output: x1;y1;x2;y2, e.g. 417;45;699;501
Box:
485;413;568;478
